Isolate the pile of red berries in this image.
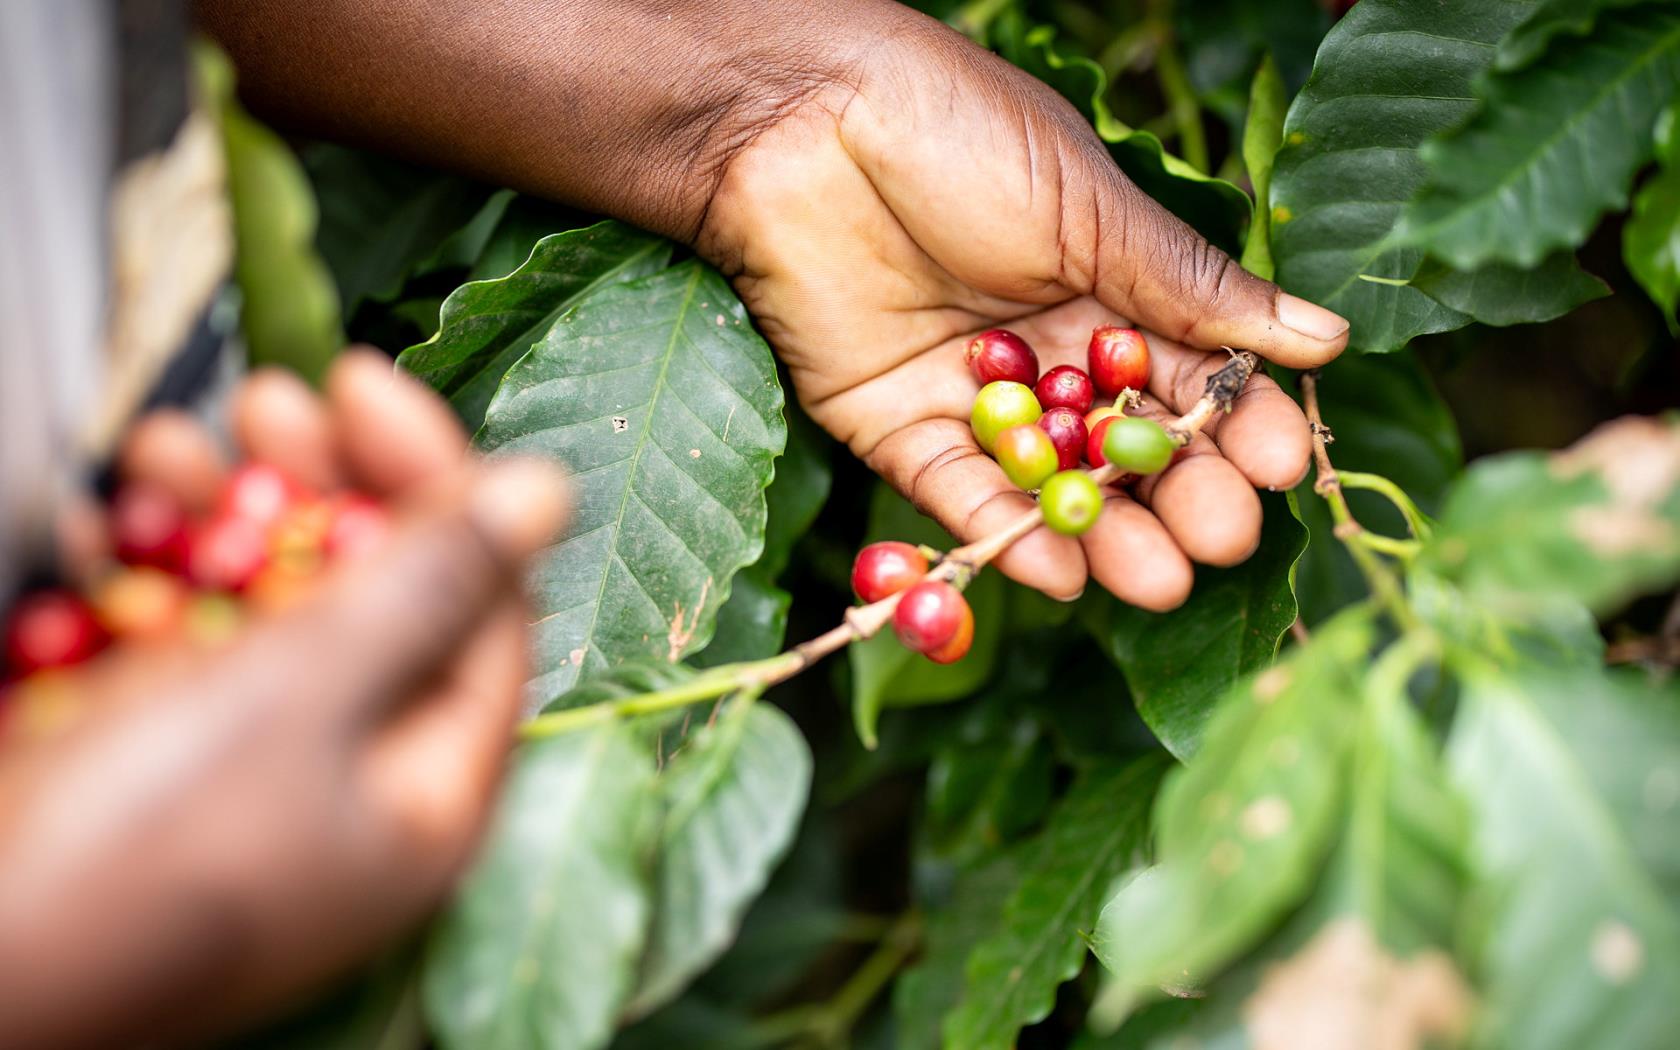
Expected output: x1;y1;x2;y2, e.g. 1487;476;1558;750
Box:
1;464;391;725
967;325;1176;536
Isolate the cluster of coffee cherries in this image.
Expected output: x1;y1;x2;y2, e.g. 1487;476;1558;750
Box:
1;463;391;725
969;325;1176;535
846;326;1180;666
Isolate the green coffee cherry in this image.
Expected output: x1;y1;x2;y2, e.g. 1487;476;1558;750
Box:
994;425;1059;490
1101;416;1176;475
1039;470;1102;535
971;381;1042;453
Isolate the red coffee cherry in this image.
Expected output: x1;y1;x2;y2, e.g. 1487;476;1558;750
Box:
964;329;1039;387
189;514;271;592
852;541;930;603
995;424;1059;491
1087;326;1150;397
218;463;308;529
110;482;190;574
1087;413;1121;468
893;580;970;654
325;494;392;561
1036;408;1088;472
1034;365;1095;415
924;595;975;664
4;590;105;674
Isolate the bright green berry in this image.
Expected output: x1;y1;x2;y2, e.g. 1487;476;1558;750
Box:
994;425;1059;490
1101;416;1176;475
971;381;1042;453
1039;470;1102;535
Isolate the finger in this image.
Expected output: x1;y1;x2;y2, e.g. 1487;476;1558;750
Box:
1073;155;1348;368
117;410;227;513
231;368;342;492
1128;402;1263;567
1078;489;1193;611
868;418;1087;601
1144;335;1314;490
326;349;468;497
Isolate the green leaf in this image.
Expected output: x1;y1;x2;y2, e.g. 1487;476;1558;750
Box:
1395;3;1680;269
396;221;673;431
895;854;1024;1050
849;484;1005;749
477;262;787;709
1448;668;1680;1050
1409;251;1607;326
626;704;812;1017
1269;0;1566;352
304;145;490;313
942;758;1168;1050
424;724;655;1050
1420;415;1680;615
1093;610;1375;991
1626;105;1680;326
924;712;1055;863
1092;492;1306;758
1240;54;1288;280
197;44;343;382
1496;0;1650;71
992;19;1252;254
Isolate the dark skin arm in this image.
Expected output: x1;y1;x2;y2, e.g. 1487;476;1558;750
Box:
199;0;1348;611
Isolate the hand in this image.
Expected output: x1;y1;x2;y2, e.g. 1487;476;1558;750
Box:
0;354;567;1048
697;15;1348;609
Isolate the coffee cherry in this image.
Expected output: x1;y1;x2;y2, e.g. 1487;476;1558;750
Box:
924;596;975;664
184;593;242;647
1034;365;1095;415
1102;416;1177;475
971;381;1042;454
995;425;1059;490
1039;471;1103;536
189;514;271;591
1085;405;1124;432
1088;326;1150;397
964;329;1038;387
5;591;105;674
852;541;929;603
893;580;970;654
111;483;190;573
218;463;307;529
1087;413;1120;468
92;568;189;642
1036;408;1088;471
325;494;392;561
270;500;334;576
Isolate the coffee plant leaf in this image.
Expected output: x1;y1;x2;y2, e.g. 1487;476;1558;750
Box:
1626;105;1680;327
1496;0;1650;71
924;712;1055;863
198;43;343;383
1420;415;1680;616
992;18;1252;254
1269;0;1575;353
1240;54;1288;280
1093;492;1306;759
1397;3;1680;270
397;221;673;430
423;724;657;1050
477;261;786;710
304;145;492;313
1409;250;1608;326
625;703;812;1017
942;757;1167;1050
1448;668;1680;1050
1093;610;1375;991
895;853;1025;1050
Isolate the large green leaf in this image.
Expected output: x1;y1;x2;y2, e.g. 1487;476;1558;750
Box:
1395;3;1680;270
1496;0;1651;71
396;221;673;431
1269;0;1597;352
942;758;1167;1050
626;704;811;1017
1408;252;1607;325
895;854;1024;1050
924;707;1054;863
424;725;655;1050
478;262;786;709
1626;105;1680;326
1239;54;1288;280
1091;492;1306;759
1448;668;1680;1050
1420;415;1680;616
1093;610;1375;992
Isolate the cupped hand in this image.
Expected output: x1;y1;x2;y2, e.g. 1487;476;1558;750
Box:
0;354;567;1048
698;17;1347;609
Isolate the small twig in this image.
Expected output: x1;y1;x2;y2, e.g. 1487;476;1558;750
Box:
1289;618;1310;645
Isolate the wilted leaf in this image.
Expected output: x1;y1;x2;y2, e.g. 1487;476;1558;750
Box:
478;262;786;710
424;725;655;1050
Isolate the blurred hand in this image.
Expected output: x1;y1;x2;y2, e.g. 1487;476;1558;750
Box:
698;18;1348;609
0;353;567;1048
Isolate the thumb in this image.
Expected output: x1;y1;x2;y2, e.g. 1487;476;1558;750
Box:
1081;162;1349;368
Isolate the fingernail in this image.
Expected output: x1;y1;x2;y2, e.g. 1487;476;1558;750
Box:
470;457;570;558
1277;293;1349;342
